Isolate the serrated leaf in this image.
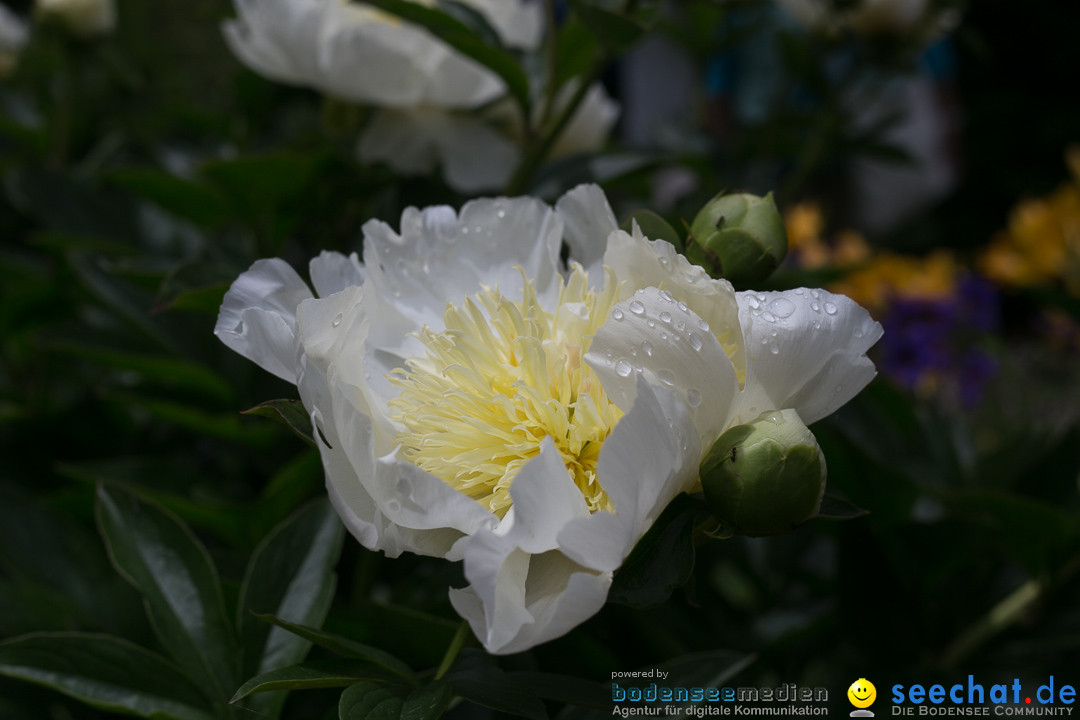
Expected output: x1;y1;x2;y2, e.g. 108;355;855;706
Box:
358;0;530;114
0;633;216;720
252;614;416;685
609;493;702;609
237;499;345;717
446;650;546;720
243;399;317;447
230;659;399;703
95;484;239;702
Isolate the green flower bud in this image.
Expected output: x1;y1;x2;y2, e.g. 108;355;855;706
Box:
700;409;826;536
686;192;788;287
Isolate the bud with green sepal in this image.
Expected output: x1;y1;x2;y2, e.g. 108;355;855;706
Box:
686;191;788;287
700;409;826;536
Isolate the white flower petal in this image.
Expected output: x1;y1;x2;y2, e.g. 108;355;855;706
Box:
459;0;544;50
309;250;365;297
549;82;620;160
224;0;535;109
223;0;324;87
555;183;618;276
361;195;562;329
602;228;747;383
585;286;739;447
501;438;591;555
214;258;313;381
559;379;700;573
733;289;883;424
358;109;519;192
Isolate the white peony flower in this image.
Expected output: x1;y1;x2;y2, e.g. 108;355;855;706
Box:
223;0;543;190
0;3;28;79
216;184;881;654
35;0;115;36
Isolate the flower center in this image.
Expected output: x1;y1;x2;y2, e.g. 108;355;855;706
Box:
389;265;623;517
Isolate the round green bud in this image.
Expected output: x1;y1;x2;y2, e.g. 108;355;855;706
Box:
686;192;788;287
700;409;826;536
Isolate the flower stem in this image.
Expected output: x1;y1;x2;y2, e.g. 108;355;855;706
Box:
434;621;471;681
505;56;605;195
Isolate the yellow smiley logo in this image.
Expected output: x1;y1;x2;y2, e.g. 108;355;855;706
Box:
848;679;877;709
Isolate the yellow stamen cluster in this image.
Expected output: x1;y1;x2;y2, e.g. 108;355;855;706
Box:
390;266;624;517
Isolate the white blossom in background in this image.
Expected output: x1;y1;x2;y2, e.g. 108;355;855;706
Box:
215;185;882;654
223;0;542;190
36;0;115;37
0;3;28;79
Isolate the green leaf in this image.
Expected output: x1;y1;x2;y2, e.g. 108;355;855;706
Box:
163;283;230;314
817;488;870;520
252;614;417;685
620;210;683;253
446;650;547;720
436;0;502;46
237;499;345;717
107;168;231;228
567;1;647;53
0;633;216;720
231;659;400;703
66;250;179;353
609;493;702;609
552;17;601;90
243;399;317;447
505;671;609;709
357;0;530;114
339;680;452;720
50;341;232;405
95;484;239;702
199;152;321;249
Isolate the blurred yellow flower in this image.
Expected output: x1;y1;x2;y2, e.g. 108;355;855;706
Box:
831;250;959;312
979;147;1080;297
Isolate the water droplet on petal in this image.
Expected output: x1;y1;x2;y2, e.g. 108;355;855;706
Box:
811;290;820;299
642;341;653;357
769;297;796;318
688;333;703;351
658;289;674;303
657;369;675;386
615;360;633;377
687;388;702;407
659;311;672;324
677;301;689;313
811;302;820;312
629;300;646;315
824;302;838;315
647;319;655;328
496;208;506;218
697;319;710;331
461;227;469;235
332;312;343;327
747;296;760;309
769;342;780;355
611;308;624;320
659;331;668;340
762;311;777;323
